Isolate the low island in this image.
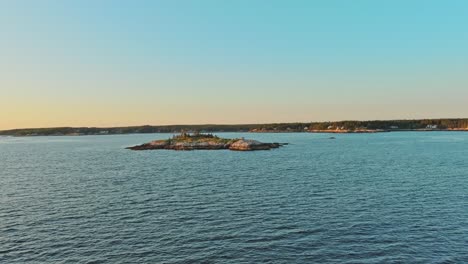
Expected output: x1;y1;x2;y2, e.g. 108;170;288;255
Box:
127;132;287;151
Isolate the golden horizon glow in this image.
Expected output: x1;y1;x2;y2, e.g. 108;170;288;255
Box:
1;1;468;130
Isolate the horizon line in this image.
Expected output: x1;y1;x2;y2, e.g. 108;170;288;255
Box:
2;117;467;131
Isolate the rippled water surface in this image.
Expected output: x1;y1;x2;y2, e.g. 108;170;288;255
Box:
1;132;467;263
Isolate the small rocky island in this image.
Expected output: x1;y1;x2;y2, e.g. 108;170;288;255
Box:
127;132;287;151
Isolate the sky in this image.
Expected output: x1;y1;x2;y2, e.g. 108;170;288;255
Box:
1;0;467;129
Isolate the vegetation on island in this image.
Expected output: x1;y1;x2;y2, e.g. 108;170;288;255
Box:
0;118;467;136
167;132;237;145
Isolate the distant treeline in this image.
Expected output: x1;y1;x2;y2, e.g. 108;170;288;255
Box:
0;125;259;136
262;118;468;131
1;119;467;136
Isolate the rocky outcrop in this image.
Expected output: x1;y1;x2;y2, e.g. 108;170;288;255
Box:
126;140;228;150
228;139;283;151
126;134;286;151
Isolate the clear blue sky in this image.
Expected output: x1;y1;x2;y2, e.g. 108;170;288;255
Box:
1;0;467;129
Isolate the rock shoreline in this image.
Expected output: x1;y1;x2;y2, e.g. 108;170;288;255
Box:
127;133;287;151
308;129;388;133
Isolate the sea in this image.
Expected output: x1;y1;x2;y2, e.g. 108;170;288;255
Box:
1;132;467;263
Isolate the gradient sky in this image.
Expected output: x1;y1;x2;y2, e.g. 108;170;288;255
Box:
1;0;467;129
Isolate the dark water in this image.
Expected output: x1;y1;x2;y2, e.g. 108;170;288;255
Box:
1;132;467;263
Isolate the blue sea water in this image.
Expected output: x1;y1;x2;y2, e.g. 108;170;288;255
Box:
1;132;467;263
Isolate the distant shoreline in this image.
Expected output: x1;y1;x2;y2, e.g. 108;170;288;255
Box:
255;129;468;134
1;118;467;137
1;129;468;137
